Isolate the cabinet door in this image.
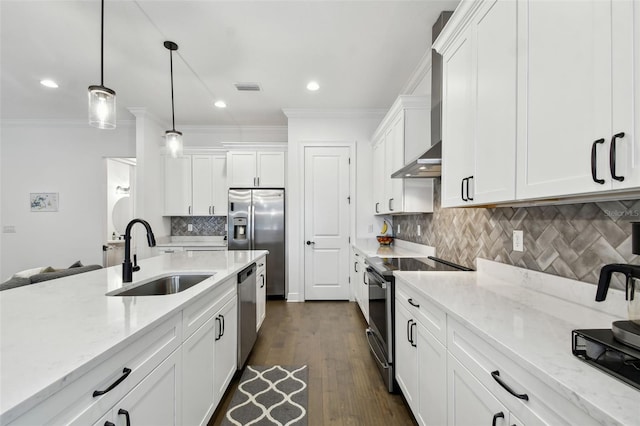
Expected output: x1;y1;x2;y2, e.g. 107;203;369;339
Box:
441;28;475;208
214;297;238;403
516;0;612;199
388;113;405;213
473;0;516;204
113;349;181;426
192;155;213;216
416;323;447;426
448;354;507;426
164;156;192;216
372;140;386;214
182;316;216;426
394;302;418;413
359;262;368;323
211;155;228;215
227;152;257;187
383;126;395;213
257;152;285;187
256;259;267;331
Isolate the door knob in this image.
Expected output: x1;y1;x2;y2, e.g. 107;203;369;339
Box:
306;241;315;245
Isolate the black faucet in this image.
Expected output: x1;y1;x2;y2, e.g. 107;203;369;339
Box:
122;218;156;283
595;263;640;302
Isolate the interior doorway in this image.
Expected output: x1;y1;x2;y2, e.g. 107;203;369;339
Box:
105;158;136;266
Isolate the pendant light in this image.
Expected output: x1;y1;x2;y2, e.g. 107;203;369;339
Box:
164;41;183;158
88;0;116;129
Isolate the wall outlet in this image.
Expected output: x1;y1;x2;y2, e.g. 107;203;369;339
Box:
368;224;373;233
513;230;524;252
2;225;16;234
417;225;421;236
187;224;193;232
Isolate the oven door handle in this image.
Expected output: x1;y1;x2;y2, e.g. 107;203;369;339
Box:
365;329;390;369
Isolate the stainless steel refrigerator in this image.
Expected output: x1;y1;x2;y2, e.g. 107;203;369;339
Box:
228;189;285;297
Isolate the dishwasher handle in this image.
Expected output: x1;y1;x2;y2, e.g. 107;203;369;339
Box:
238;263;257;283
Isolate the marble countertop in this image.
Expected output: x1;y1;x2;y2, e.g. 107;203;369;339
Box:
352;238;435;258
394;260;637;426
0;250;266;423
155;236;227;247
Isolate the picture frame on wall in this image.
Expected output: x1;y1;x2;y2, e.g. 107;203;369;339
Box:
30;193;59;212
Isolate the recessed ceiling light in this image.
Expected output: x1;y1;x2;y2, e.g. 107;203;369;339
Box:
405;173;412;177
419;166;427;170
40;79;58;88
306;81;320;91
214;100;227;108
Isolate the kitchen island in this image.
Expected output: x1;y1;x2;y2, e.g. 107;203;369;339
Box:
0;250;267;425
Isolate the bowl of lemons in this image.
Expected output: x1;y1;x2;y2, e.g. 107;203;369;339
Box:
377;220;394;245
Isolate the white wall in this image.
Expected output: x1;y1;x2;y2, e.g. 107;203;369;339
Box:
180;125;288;148
0;120;135;280
284;111;385;301
106;159;133;239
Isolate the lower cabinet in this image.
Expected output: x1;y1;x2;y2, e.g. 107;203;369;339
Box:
256;258;267;331
95;349;182;426
351;247;368;322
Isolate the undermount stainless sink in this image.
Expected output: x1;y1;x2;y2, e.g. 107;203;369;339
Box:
110;274;213;296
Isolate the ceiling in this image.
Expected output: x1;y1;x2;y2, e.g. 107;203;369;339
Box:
0;0;459;127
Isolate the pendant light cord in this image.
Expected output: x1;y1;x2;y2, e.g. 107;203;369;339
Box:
170;49;176;131
100;0;104;86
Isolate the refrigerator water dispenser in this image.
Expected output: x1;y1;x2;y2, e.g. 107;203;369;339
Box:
233;217;248;240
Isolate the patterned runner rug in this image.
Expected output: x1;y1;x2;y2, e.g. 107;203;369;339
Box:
222;365;308;426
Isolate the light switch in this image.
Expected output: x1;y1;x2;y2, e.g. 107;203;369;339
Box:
417;225;421;236
188;224;193;232
513;230;524;252
2;225;16;233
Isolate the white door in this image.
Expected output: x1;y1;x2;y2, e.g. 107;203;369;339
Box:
304;146;351;300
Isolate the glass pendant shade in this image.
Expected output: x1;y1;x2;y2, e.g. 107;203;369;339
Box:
88;85;116;129
165;130;183;158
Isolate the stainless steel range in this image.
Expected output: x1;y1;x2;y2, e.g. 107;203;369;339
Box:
365;256;472;392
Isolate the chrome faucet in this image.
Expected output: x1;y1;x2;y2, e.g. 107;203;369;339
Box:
122;218;156;283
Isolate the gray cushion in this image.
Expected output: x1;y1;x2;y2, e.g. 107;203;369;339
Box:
0;277;32;291
30;265;102;283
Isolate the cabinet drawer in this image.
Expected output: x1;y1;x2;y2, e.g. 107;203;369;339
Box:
395;279;447;345
9;313;182;426
182;277;235;340
447;317;599;426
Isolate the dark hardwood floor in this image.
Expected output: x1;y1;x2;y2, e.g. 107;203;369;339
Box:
209;300;416;426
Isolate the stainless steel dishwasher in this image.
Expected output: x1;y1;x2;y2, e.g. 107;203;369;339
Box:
237;263;257;369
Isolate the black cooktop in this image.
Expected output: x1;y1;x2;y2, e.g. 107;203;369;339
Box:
367;256;472;276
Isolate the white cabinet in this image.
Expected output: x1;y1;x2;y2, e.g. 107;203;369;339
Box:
98;349;182;426
227;151;285;188
213;297;237;401
256;257;267;331
372;96;434;215
395;281;447;426
437;0;517;208
164;156;192;216
350;247;368;322
164;155;227;216
516;0;637;199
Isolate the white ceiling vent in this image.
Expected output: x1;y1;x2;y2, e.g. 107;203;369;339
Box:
234;82;262;92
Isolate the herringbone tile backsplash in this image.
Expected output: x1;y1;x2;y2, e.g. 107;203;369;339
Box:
171;216;227;236
393;180;640;290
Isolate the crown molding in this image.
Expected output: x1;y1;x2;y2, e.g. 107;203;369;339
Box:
400;46;433;95
126;107;167;128
220;141;288;151
0;118;136;129
282;108;387;120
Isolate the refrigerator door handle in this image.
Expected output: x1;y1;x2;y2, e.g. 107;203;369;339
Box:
250;205;256;250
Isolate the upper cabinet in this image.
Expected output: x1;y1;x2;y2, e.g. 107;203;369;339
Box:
227;151;286;188
436;0;638;206
516;0;637;199
437;0;517;208
164;154;227;216
372;96;434;215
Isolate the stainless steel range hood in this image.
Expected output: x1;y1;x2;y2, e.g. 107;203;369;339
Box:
391;141;442;178
392;11;452;179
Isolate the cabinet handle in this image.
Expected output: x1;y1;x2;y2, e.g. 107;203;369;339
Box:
259;263;265;266
407;319;413;343
591;138;606;184
354;261;358;273
388;198;394;211
408;298;420;308
221;314;225;337
212;205;215;215
93;368;132;397
257;177;260;186
306;241;315;245
610;132;626;182
461;178;468;201
466;176;474;201
363;271;367;285
375;202;380;214
215;317;222;341
118;409;131;426
260;274;265;288
105;422;115;426
491;412;504;426
410;321;417;347
188;205;192;215
491;370;529;401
